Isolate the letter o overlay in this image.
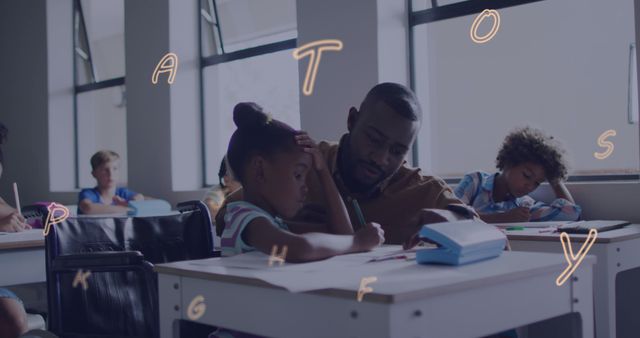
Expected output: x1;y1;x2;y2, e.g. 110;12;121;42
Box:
470;9;501;44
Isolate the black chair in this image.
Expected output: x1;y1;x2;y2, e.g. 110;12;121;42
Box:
43;200;218;338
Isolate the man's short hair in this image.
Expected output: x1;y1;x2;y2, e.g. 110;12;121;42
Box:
359;82;422;122
90;150;120;171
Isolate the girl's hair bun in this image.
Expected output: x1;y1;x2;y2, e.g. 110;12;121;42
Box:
233;102;268;130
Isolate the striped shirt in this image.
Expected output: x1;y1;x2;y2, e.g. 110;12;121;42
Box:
454;171;581;222
220;201;289;257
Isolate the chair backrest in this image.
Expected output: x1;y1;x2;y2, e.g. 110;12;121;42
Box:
47;201;216;262
44;200;216;338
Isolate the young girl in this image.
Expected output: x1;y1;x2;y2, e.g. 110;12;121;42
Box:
220;102;385;262
455;127;581;223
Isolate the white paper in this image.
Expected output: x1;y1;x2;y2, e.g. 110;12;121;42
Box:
183;245;466;293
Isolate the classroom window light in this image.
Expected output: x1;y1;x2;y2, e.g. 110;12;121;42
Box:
410;0;640;180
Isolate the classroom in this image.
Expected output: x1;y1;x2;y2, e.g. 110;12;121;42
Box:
0;0;639;337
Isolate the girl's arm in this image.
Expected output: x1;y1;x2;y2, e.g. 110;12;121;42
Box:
296;132;353;235
285;220;328;234
243;217;384;263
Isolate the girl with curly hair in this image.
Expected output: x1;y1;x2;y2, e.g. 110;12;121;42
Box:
454;127;581;222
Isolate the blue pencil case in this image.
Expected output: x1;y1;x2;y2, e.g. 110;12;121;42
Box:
416;220;506;265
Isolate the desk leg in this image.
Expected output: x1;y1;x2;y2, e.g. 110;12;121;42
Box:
158;274;182;338
592;244;616;338
572;263;594;338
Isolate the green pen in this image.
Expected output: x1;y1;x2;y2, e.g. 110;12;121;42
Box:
506;226;525;231
351;199;366;226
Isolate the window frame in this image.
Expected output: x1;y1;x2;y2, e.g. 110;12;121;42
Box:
72;0;126;188
198;0;297;187
407;0;640;183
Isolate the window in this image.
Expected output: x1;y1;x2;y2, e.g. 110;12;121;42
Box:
73;0;127;188
410;0;640;181
200;0;299;186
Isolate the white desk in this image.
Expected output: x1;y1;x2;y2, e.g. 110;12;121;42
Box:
155;248;594;338
507;224;640;338
0;229;46;287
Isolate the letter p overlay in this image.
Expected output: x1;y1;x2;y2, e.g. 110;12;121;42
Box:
43;203;70;236
556;229;597;286
152;52;179;85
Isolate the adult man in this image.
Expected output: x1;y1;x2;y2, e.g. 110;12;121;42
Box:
216;83;476;246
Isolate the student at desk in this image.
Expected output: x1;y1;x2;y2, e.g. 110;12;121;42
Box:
0;122;29;232
0;123;28;338
211;103;384;338
217;83;477;247
454;127;581;223
78;150;145;215
220;102;384;260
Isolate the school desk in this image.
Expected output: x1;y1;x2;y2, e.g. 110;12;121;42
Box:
155;247;595;338
0;229;45;286
507;224;640;338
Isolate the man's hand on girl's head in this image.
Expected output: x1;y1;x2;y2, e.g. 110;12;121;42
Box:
295;131;326;172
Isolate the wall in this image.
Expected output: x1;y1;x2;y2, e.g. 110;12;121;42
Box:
0;0;77;205
296;0;380;142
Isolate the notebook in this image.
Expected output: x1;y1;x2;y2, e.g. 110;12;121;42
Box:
557;220;630;234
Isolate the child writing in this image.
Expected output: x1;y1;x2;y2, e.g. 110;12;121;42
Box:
78;150;144;215
0;122;30;232
0;123;29;337
220;102;385;261
455;127;581;222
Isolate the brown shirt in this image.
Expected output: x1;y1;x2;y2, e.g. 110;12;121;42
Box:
296;139;475;244
215;138;475;244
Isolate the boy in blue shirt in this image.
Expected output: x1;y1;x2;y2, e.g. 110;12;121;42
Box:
455;127;580;222
78;150;144;215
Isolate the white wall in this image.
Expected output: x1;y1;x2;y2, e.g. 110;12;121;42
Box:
0;0;79;205
125;0;206;204
296;0;409;142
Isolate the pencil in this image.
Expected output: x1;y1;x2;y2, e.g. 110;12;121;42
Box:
351;199;366;226
12;182;21;216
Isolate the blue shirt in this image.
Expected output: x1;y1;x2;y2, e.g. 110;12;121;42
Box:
78;187;138;214
454;171;581;221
